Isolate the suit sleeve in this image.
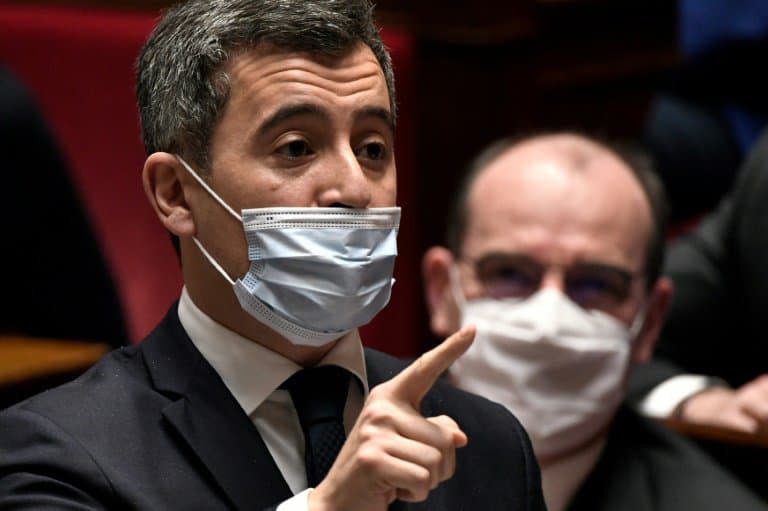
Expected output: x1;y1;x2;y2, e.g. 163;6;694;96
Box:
0;406;112;509
460;397;547;511
630;129;768;399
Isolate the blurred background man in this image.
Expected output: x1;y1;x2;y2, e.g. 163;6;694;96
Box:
630;129;768;498
422;133;767;511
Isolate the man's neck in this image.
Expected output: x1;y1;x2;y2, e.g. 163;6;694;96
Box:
184;281;338;367
540;432;608;511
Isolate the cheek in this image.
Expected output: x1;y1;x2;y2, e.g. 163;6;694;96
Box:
222;166;302;208
610;289;648;335
371;170;398;206
609;302;637;328
201;208;250;275
462;280;485;301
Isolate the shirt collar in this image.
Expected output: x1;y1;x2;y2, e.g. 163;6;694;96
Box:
177;287;368;416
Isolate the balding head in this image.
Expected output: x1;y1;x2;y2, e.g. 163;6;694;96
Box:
447;133;667;287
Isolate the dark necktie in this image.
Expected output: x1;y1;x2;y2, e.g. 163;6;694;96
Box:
281;365;350;487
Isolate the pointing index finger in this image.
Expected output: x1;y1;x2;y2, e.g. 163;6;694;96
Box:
389;325;476;407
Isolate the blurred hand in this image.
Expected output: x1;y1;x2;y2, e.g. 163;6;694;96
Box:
678;375;768;433
308;326;476;511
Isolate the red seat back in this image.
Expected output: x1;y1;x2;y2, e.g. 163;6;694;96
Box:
0;5;420;356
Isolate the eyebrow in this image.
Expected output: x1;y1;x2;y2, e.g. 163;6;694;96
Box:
256;103;395;139
354;106;395;137
257;103;330;138
476;251;635;276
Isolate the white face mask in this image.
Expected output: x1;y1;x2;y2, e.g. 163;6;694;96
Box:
177;156;400;347
448;269;643;461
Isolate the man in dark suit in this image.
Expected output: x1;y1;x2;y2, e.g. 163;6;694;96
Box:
630;129;768;433
626;130;768;499
422;133;766;510
0;1;545;510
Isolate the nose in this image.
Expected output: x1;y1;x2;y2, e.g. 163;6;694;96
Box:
539;269;566;294
316;145;372;208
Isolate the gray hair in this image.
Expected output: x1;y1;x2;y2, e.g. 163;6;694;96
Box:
136;0;395;171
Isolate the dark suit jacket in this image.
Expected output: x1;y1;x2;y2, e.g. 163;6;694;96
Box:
0;306;545;510
567;407;767;511
629;128;768;399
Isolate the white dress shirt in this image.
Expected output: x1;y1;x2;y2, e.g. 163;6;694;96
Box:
638;374;725;419
177;287;369;510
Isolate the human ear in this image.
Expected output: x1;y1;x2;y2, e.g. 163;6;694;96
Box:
142;152;196;237
631;276;673;364
422;246;462;337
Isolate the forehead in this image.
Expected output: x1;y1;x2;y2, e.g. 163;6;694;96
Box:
223;42;389;111
463;138;653;272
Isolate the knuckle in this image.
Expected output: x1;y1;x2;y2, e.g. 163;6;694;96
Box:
356;445;381;470
357;423;380;443
436;430;455;451
425;446;444;469
413;466;432;490
411;488;429;502
740;388;759;402
359;399;392;424
368;385;386;400
434;414;459;429
429;415;460;445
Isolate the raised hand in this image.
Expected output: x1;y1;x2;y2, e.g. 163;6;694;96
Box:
308;325;476;511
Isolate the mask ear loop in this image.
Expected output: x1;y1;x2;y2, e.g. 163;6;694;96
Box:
449;264;468;312
191;238;236;286
627;302;647;343
175;155;240;286
175;155;242;222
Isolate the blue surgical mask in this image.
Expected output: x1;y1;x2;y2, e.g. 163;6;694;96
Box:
176;156;400;346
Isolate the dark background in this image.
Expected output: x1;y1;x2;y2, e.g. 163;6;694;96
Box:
1;0;679;351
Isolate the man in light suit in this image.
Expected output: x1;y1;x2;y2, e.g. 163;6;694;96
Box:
422;133;766;511
0;1;545;510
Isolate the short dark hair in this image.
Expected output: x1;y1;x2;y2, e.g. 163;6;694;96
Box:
136;0;395;172
445;133;669;288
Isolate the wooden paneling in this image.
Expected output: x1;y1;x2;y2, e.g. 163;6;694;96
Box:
0;337;108;389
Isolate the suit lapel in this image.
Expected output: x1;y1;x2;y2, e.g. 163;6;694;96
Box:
143;306;293;510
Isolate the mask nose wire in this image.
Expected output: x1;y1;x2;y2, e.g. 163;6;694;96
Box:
174;154;239;286
175;154;243;222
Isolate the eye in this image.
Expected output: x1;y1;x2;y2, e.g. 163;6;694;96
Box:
478;263;539;300
275;139;314;159
356;141;388;161
566;271;629;310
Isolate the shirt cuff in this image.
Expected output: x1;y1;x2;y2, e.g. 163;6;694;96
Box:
637;374;727;419
276;489;312;511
